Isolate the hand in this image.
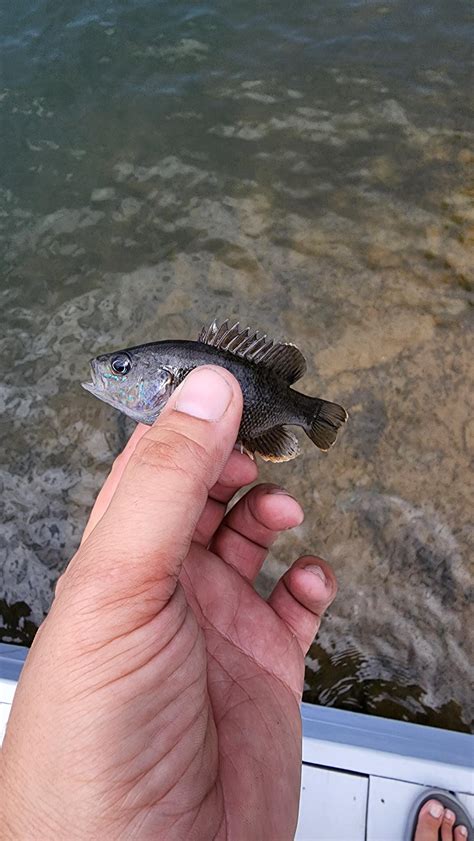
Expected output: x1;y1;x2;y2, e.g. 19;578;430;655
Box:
0;366;337;841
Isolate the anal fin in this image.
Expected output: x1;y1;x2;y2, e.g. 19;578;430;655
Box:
242;426;301;462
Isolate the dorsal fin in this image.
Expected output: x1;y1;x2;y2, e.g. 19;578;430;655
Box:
198;319;306;384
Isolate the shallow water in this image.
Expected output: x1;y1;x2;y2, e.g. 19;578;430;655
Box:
1;0;473;732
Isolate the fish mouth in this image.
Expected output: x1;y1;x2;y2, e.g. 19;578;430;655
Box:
81;380;101;396
81;359;103;397
81;359;135;416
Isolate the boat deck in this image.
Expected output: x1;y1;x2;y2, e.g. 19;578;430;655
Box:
1;643;472;840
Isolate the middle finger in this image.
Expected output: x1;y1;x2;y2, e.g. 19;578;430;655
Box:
208;483;304;581
192;449;258;545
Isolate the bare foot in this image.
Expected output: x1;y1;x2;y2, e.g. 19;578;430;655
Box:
414;799;469;841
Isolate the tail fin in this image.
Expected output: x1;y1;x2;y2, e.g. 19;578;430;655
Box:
305;399;348;452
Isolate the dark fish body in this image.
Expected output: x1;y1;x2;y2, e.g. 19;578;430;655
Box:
82;320;348;461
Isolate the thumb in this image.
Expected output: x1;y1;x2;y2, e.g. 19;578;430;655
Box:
67;365;243;609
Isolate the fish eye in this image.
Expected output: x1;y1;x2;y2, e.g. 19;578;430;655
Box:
111;353;132;375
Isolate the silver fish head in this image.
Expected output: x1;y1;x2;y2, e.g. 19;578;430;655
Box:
81;347;174;424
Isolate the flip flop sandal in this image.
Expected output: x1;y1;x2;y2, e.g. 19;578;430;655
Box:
407;788;473;840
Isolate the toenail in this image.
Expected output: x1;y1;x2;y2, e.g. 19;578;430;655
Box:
458;827;467;837
429;803;444;819
444;810;455;822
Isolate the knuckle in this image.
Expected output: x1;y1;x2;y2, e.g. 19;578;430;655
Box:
54;572;65;598
131;428;211;495
111;451;126;472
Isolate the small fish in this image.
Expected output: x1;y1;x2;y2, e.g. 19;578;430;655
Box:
82;319;348;462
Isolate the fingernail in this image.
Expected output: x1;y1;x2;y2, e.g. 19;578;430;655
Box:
304;564;327;584
444;810;454;823
175;368;232;421
429;803;443;819
458;827;467;837
267;489;304;526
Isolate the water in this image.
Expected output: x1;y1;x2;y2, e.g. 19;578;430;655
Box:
1;0;473;732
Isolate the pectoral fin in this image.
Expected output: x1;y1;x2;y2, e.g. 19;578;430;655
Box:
242;426;301;462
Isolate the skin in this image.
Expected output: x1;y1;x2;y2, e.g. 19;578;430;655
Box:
414;801;469;841
0;366;338;841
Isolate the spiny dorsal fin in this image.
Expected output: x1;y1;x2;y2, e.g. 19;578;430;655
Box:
198;319;307;384
242;426;301;462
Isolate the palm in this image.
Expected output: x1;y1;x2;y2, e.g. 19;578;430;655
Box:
121;538;306;841
3;434;334;841
77;437;331;841
1;376;338;841
181;542;305;840
80;440;333;841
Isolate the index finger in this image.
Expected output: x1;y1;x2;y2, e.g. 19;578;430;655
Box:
81;423;148;543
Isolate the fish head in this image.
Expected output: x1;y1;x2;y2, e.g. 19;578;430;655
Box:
82;346;174;424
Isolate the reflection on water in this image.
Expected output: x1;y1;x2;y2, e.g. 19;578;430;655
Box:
0;0;473;731
305;644;470;733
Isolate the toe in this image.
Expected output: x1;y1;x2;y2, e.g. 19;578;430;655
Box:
454;826;469;841
441;809;455;841
414;800;445;841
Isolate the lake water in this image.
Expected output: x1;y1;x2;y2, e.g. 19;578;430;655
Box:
1;0;473;732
